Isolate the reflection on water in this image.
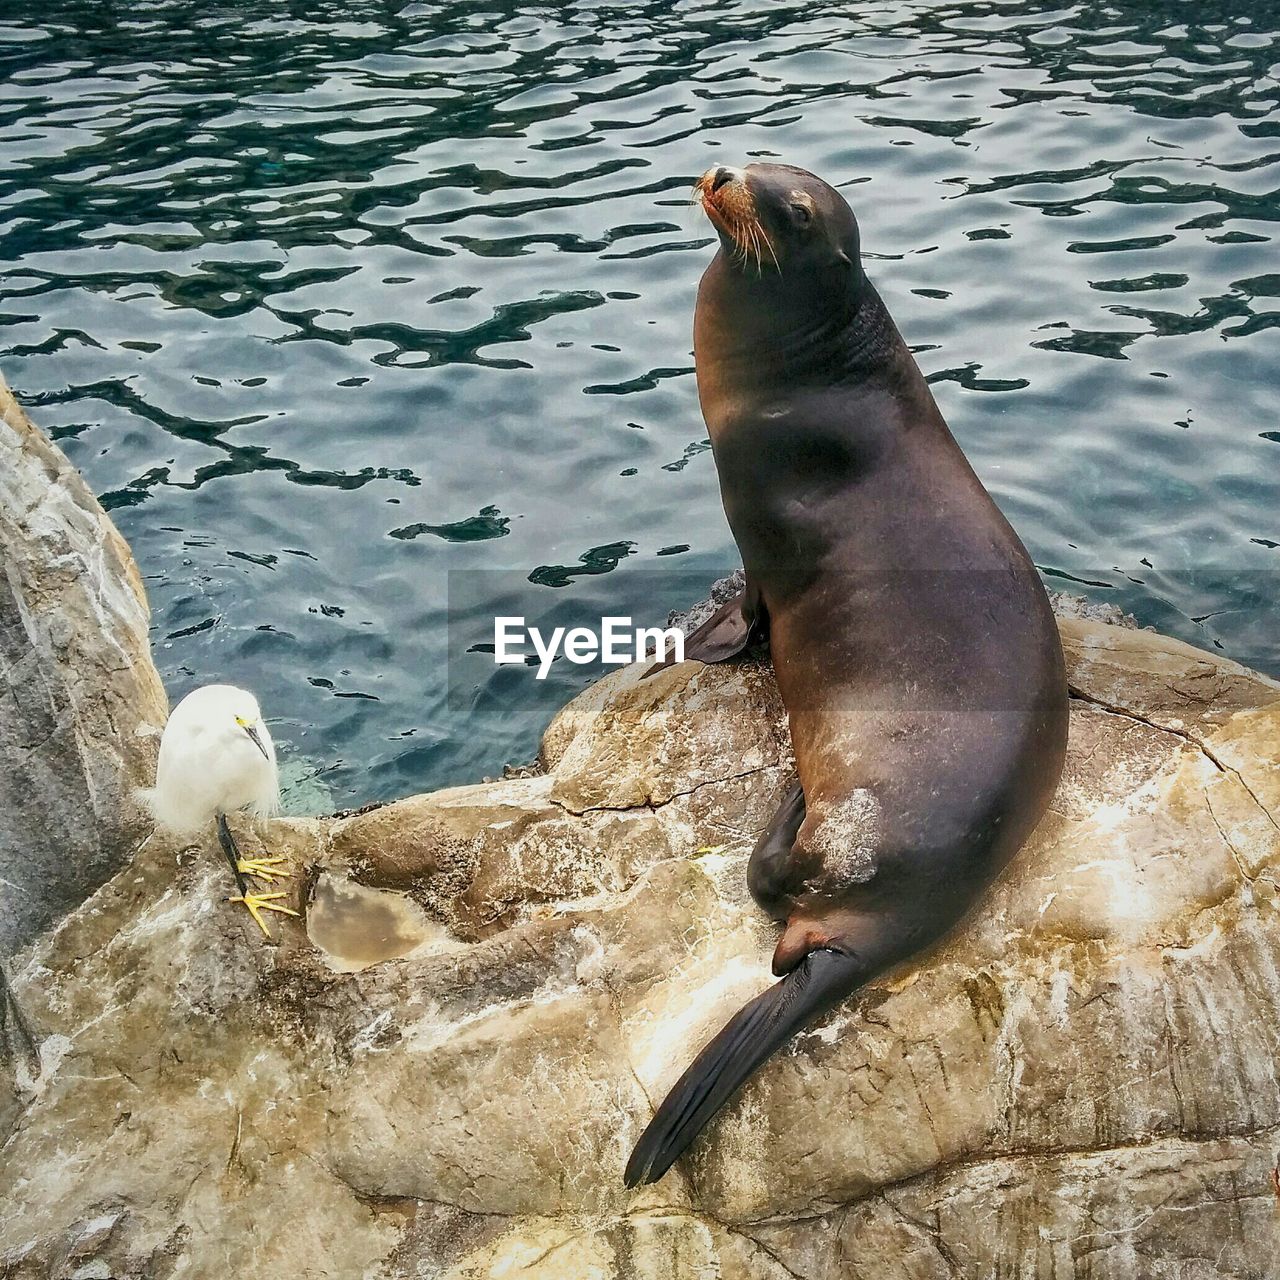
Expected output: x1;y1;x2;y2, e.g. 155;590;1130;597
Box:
1;0;1277;807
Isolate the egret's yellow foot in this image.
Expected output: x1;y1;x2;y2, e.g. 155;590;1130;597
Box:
228;891;299;938
237;855;290;883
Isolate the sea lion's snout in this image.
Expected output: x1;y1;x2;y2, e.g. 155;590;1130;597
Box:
696;164;773;269
710;166;737;193
695;164;746;210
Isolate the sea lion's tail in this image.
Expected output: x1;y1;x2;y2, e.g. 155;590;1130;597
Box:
623;947;862;1187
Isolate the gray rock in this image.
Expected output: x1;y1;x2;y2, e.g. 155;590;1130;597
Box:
2;619;1279;1278
0;373;167;957
1047;587;1141;629
3;401;1280;1278
667;568;745;633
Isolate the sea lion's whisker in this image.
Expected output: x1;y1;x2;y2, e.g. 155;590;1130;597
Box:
759;225;780;275
730;214;750;268
739;216;759;275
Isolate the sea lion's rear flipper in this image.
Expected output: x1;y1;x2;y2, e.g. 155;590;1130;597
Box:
623;947;862;1187
747;780;805;915
642;584;764;680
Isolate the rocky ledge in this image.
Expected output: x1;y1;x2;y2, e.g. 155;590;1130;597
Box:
0;375;165;957
3;387;1280;1279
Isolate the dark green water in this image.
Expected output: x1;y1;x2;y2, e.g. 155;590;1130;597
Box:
2;0;1277;809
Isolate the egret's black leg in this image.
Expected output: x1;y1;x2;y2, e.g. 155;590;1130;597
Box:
216;812;249;896
217;813;297;938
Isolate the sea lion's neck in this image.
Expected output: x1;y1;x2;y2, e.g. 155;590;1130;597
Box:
695;263;923;413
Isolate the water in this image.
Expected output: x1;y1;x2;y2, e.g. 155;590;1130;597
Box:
2;0;1277;810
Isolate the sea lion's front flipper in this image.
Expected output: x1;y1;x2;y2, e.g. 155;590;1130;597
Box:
747;780;805;916
623;946;863;1187
642;583;764;679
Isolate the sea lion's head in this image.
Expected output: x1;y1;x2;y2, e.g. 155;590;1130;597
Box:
695;162;861;281
692;163;870;388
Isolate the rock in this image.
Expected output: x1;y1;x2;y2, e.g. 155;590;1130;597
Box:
666;568;746;633
3;611;1280;1277
672;574;1143;635
1046;587;1140;629
3;403;1280;1278
0;373;167;957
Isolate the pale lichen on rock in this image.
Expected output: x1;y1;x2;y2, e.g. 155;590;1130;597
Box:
2;398;1280;1278
0;370;167;955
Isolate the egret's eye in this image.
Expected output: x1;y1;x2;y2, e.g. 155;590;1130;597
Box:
790;202;812;227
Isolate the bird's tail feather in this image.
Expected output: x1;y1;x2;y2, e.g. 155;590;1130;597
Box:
623;948;863;1187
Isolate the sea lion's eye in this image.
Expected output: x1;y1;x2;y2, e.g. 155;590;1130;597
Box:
790;201;812;227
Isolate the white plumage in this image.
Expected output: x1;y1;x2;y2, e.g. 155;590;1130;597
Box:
149;684;294;937
152;684;279;834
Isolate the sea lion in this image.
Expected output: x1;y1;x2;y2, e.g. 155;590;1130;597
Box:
624;163;1068;1187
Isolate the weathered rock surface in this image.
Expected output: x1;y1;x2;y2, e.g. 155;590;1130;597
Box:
3;583;1280;1276
0;372;166;957
3;397;1280;1278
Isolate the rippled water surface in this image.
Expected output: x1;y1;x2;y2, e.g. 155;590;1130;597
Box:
3;0;1278;808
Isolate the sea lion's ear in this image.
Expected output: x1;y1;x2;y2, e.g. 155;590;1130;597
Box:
835;250;852;267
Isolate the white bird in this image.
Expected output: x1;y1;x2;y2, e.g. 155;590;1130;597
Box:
151;684;296;937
